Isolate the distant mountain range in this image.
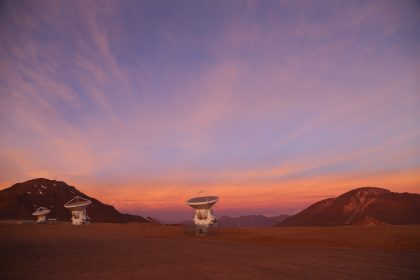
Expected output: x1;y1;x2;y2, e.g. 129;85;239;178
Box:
177;214;290;227
0;178;148;223
277;187;420;226
218;214;289;227
2;180;418;227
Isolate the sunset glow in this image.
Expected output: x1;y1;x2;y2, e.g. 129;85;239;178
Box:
1;0;419;221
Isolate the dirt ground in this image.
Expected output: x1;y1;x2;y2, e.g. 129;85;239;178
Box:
1;222;419;280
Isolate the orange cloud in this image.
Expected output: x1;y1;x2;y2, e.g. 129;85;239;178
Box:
76;166;420;216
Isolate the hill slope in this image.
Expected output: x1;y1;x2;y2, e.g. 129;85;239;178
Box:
0;178;148;223
277;187;420;226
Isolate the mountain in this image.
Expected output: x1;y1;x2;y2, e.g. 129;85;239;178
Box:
277;187;420;226
218;214;290;227
0;178;148;223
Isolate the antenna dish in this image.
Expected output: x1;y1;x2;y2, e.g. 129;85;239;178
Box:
32;207;51;223
64;196;91;225
187;196;219;209
187;196;219;235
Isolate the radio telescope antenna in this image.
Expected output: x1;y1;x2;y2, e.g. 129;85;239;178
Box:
187;196;219;235
32;207;51;223
64;196;92;225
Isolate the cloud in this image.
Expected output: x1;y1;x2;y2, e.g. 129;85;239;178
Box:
0;0;419;219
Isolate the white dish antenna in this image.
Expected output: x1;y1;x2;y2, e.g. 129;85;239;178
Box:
32;207;51;223
64;196;92;225
187;196;219;235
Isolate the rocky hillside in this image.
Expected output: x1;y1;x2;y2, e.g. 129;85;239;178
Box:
277;187;420;226
0;178;148;223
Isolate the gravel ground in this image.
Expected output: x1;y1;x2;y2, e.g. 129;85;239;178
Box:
1;223;419;280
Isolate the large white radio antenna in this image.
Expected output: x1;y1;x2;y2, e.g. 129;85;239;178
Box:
187;196;219;235
32;207;51;223
64;196;92;225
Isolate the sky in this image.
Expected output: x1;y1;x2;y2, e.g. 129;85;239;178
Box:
1;0;419;221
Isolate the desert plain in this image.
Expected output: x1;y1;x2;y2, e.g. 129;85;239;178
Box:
1;222;419;280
